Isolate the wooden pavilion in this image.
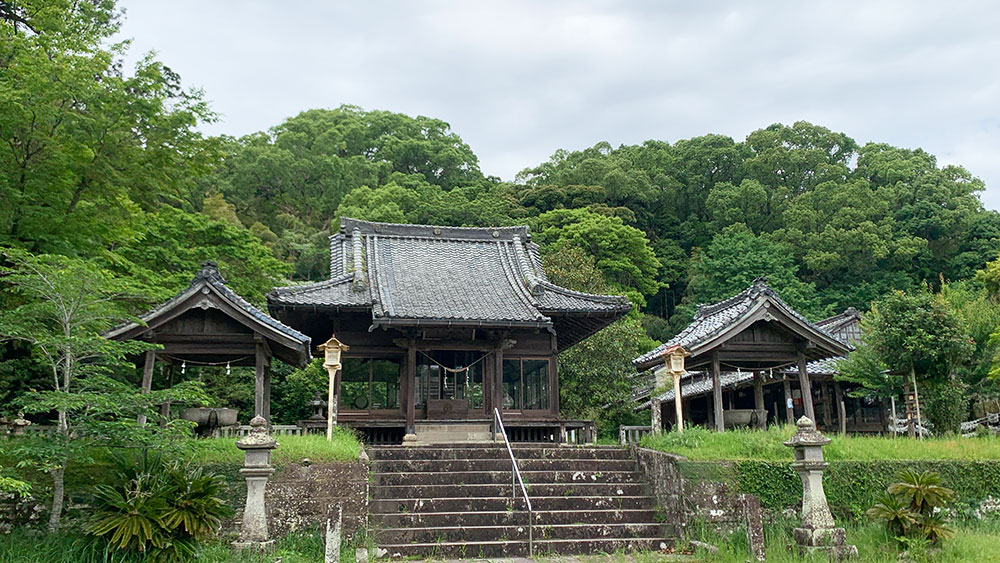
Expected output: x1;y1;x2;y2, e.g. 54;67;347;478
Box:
106;262;311;424
632;279;852;432
267;218;631;443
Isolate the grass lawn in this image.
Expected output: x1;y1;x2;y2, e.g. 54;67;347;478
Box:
673;518;1000;563
639;424;1000;461
179;428;363;466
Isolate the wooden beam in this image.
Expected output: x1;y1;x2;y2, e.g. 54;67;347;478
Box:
834;382;846;434
753;371;765;428
263;362;271;425
797;351;816;422
137;350;156;426
820;381;832;428
783;377;795;424
159;364;174;427
254;343;265;418
711;352;724;432
405;345;416;436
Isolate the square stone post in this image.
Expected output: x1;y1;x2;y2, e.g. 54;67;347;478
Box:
784;417;857;559
233;415;278;550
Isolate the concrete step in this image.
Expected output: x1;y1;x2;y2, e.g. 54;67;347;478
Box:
372;508;661;528
374;522;671;543
376;537;675;558
374;469;645;486
371;495;653;514
373;482;648;499
370;446;632;461
372;457;636;473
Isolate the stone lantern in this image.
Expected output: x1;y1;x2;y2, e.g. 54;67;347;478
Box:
784;417;857;559
233;415;278;550
11;413;30;436
307;392;327;421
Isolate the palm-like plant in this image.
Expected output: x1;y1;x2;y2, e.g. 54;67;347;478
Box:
887;469;956;516
86;451;231;561
866;493;918;538
868;469;957;548
919;511;956;544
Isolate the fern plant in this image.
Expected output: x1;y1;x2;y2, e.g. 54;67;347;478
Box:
85;452;232;562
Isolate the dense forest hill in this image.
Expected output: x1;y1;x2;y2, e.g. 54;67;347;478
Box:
3;1;1000;430
207;108;999;337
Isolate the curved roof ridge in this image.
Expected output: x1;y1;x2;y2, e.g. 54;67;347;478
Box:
270;273;354;296
536;280;630;305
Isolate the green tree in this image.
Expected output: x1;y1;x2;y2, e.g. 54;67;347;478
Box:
0;0;216;256
533;208;660;303
857;290;973;433
682;223;823;322
0;250;204;530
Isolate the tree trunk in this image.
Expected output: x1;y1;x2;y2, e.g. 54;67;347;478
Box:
47;460;66;533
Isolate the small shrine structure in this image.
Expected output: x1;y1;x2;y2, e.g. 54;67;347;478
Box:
106;262;311;423
633;279;852;432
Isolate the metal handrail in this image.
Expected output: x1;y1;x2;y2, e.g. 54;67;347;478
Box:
493;407;533;556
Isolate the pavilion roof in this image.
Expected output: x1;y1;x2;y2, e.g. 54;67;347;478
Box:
268;218;631;348
633;278;851;371
105;262;311;367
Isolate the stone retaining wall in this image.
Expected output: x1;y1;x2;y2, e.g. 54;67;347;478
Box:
634;446;764;558
266;460;369;538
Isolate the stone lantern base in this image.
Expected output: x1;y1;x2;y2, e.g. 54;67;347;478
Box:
793;527;858;559
232;539;275;551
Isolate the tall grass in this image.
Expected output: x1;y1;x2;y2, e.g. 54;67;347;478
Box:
180;428;362;466
640;425;1000;461
675;518;1000;563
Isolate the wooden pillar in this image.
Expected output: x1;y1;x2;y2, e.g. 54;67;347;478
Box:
549;355;559;416
263;362;271;425
711;352;724;432
254;343;265;419
834;382;847;434
405;345;416;438
159;364;174;427
783;377;795;424
137;350;156;426
820;381;832;428
797;351;815;422
753;372;765;429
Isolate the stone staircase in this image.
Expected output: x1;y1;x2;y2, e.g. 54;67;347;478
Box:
368;443;677;558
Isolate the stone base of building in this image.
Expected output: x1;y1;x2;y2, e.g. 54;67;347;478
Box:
794;527;858;559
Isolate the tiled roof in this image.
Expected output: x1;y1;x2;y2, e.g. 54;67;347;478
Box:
269;218;631;346
816;307;862;346
633;278;849;370
105;262;311;365
634;370;755;408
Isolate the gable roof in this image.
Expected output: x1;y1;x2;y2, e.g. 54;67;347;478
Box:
633;278;851;371
106;262;311;367
816;307;862;346
268;218;631;348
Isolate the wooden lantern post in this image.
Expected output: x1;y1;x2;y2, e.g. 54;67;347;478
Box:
318;336;349;441
666;346;689;433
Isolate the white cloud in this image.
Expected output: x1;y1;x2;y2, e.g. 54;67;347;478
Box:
116;0;1000;208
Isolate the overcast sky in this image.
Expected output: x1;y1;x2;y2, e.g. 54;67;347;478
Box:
117;1;1000;208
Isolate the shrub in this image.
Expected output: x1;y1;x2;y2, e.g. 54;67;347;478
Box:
86;451;232;562
867;469;956;547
